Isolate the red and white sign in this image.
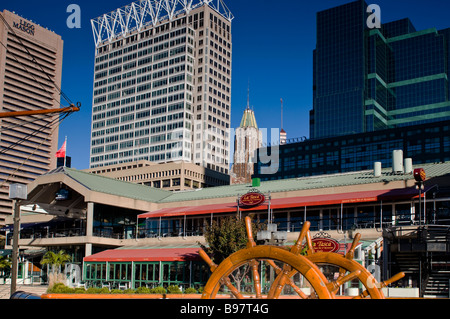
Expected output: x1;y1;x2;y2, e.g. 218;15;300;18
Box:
311;238;339;253
239;192;265;207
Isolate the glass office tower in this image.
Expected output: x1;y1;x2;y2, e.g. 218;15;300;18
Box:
254;119;450;181
310;0;450;139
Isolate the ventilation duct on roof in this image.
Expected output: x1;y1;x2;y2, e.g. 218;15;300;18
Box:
374;162;382;177
392;150;404;174
404;158;413;174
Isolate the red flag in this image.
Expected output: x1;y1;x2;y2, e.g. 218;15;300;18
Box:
56;141;66;158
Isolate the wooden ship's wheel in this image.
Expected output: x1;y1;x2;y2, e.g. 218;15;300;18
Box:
199;217;333;299
200;217;404;299
268;221;405;299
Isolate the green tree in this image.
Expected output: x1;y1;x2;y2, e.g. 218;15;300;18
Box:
200;216;260;264
41;250;72;274
199;215;265;292
0;256;11;277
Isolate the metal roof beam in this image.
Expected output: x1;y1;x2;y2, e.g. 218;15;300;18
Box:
91;0;233;47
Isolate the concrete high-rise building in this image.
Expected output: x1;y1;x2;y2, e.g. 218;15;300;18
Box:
230;106;262;184
310;0;450;139
0;10;63;224
90;0;233;175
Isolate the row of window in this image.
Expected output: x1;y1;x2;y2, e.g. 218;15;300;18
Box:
84;261;209;289
91;9;231;170
140;200;450;239
258;122;450;178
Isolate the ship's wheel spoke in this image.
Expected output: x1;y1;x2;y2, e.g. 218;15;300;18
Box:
199;216;405;299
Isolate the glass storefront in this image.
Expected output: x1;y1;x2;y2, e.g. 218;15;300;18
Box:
83;260;210;289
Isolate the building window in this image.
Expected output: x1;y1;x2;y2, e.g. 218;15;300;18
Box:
172;178;181;186
163;179;171;188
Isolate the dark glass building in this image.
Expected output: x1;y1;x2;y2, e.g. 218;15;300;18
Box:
310;0;450;139
254;120;450;181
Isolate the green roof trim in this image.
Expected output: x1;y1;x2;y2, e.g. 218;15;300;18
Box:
58;167;172;203
386;27;438;43
44;161;450;205
387;73;448;89
239;108;259;129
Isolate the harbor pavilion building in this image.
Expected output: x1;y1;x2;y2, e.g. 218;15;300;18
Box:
3;160;450;296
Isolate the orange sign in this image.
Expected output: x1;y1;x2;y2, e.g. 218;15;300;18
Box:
311;238;339;253
414;168;426;182
240;192;265;207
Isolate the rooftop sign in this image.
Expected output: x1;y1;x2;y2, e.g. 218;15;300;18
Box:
239;192;265;208
13;19;35;36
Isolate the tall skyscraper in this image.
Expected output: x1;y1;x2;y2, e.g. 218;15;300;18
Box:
90;0;233;175
310;0;450;139
0;10;63;223
230;105;262;185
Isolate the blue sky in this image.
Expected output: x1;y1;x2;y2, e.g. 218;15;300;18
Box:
2;0;450;170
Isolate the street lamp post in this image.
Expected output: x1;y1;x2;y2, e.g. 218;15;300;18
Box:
414;169;426;225
10;200;20;295
8;184;27;296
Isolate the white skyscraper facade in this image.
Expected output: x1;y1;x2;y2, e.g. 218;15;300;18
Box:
90;0;233;174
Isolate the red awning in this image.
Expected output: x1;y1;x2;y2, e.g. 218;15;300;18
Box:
83;248;201;262
138;187;421;219
139;203;238;219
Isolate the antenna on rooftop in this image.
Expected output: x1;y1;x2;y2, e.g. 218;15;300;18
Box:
280;98;283;129
247;80;250;110
280;98;287;145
